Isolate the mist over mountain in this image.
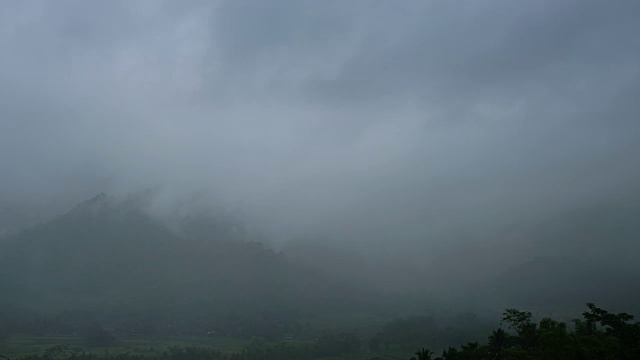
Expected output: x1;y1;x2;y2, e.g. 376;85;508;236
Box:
2;191;639;321
1;1;640;358
0;193;380;337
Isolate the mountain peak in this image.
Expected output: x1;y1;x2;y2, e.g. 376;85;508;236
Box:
66;192;111;218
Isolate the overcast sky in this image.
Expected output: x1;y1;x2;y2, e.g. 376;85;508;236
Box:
1;0;639;244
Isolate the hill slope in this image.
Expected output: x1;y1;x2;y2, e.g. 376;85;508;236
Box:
0;194;360;338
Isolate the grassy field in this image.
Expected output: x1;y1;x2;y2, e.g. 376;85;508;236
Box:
0;333;412;359
0;334;251;358
0;312;405;360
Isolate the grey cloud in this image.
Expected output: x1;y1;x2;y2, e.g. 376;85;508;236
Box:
0;0;638;246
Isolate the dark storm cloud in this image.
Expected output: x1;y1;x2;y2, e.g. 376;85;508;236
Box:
0;0;639;242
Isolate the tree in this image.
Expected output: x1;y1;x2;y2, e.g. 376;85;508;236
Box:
581;303;640;359
487;328;510;360
459;342;487;360
439;347;460;360
501;309;536;350
501;309;532;335
536;318;571;360
410;348;433;360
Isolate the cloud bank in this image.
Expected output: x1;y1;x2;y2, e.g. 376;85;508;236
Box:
1;0;639;244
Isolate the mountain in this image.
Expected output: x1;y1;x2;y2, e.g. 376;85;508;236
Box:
0;194;361;338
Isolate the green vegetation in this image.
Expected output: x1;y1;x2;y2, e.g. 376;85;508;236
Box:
1;336;357;360
3;304;639;360
402;303;640;360
0;334;250;358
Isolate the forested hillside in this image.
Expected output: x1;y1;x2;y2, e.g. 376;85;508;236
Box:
0;194;363;340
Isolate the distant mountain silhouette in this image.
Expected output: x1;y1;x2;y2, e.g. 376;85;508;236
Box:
0;193;360;337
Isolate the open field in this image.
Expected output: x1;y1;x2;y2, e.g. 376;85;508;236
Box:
0;334;251;358
0;333;411;359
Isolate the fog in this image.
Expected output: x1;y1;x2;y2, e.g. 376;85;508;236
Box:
3;2;640;358
1;0;640;310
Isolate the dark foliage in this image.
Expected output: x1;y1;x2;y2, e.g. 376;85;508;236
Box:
402;303;640;360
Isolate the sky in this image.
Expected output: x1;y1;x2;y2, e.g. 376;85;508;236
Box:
1;0;639;245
